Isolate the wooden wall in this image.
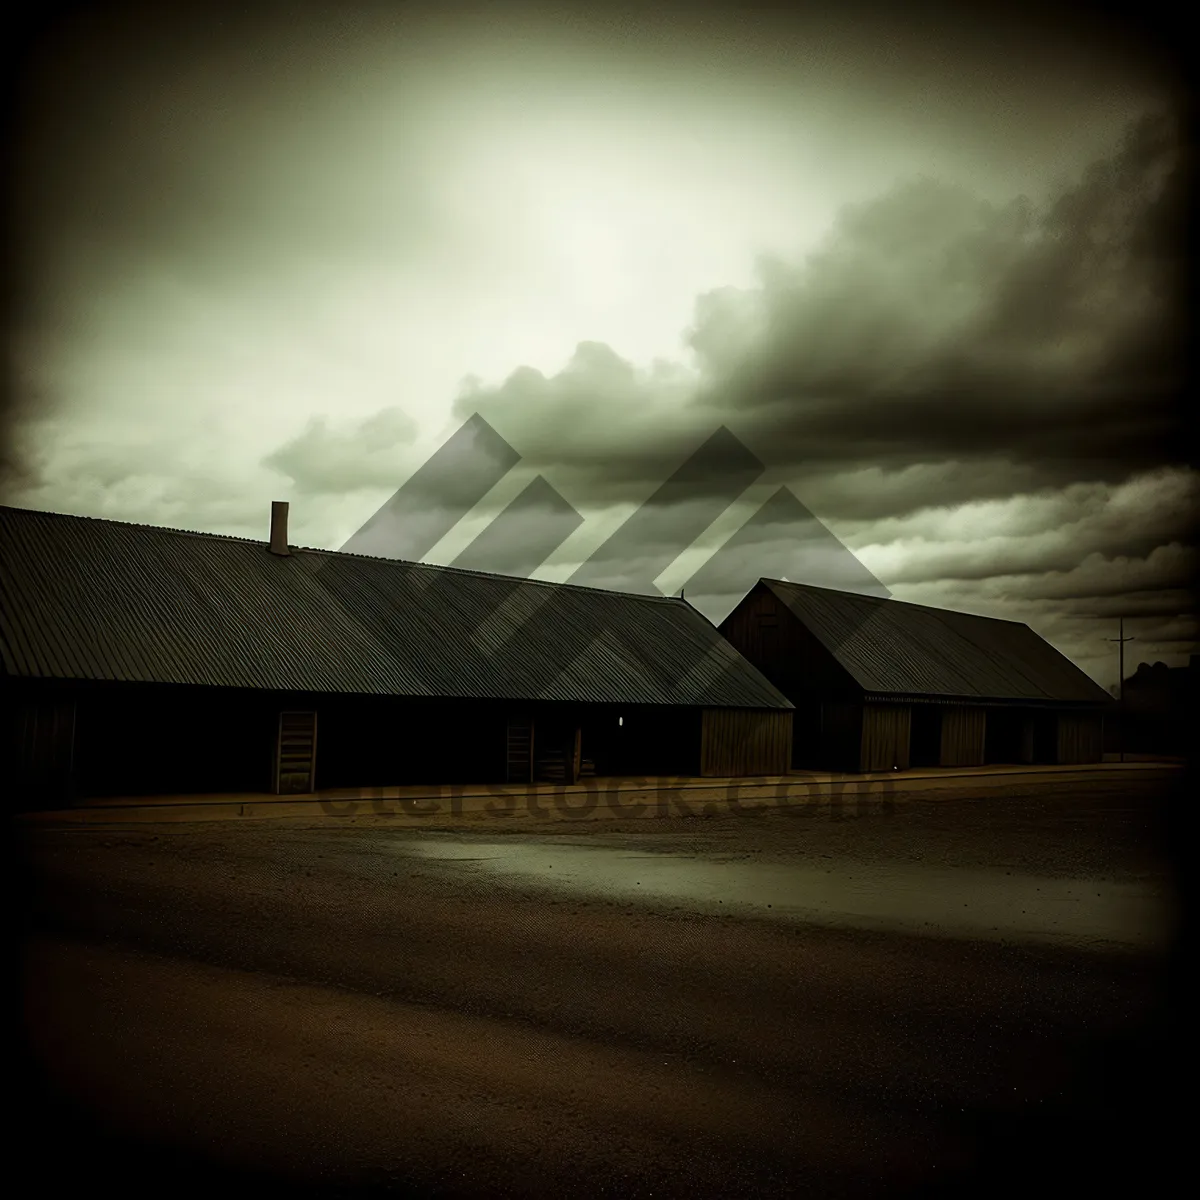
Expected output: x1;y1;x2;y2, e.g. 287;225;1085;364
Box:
700;708;793;777
1055;711;1105;764
4;691;77;808
860;703;912;771
939;705;986;767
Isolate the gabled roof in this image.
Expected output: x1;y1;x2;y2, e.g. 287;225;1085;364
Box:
0;505;790;709
753;579;1111;705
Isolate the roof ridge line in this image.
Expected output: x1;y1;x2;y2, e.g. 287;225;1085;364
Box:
761;577;1028;629
0;503;690;609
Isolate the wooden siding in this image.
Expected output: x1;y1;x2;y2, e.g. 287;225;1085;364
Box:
939;705;986;767
5;692;76;806
274;710;317;794
700;708;793;777
1055;711;1104;764
860;703;911;771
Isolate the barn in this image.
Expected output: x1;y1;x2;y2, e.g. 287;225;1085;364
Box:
719;579;1112;772
1;504;793;809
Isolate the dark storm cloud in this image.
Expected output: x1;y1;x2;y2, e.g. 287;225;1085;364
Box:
851;468;1198;584
264;408;418;496
705;111;1186;482
11;0;1184;517
448;111;1186;520
889;540;1196;595
785;463;1066;524
1019;547;1196;603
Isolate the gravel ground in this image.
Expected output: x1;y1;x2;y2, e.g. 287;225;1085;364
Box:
15;772;1185;1197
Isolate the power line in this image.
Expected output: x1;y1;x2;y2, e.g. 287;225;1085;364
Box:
1107;617;1135;762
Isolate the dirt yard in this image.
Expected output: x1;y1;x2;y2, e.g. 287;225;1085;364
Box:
16;770;1184;1197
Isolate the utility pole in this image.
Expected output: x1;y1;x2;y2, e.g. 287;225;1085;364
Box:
1108;618;1135;762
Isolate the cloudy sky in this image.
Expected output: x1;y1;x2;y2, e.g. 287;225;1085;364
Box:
6;0;1192;688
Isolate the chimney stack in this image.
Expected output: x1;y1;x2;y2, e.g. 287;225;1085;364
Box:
269;501;290;556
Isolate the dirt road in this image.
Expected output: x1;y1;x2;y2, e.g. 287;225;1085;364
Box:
16;774;1184;1197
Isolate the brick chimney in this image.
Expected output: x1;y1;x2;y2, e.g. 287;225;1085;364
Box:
269;501;290;556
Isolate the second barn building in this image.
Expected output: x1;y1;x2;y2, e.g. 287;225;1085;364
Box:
720;579;1112;772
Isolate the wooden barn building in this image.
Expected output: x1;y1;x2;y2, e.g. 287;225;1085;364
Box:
1;504;793;809
720;579;1112;773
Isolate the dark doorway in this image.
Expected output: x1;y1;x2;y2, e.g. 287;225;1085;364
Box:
813;703;862;771
593;707;700;778
790;701;824;769
534;715;581;783
581;711;622;777
1033;712;1059;763
74;686;272;797
984;708;1023;763
317;699;508;790
910;705;942;767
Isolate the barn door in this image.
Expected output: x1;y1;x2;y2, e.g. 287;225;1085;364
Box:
274;711;317;794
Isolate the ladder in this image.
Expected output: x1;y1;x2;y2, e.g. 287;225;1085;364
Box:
506;715;534;784
274;711;317;794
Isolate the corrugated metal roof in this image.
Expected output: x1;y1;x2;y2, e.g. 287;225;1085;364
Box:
0;505;790;709
758;579;1111;705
